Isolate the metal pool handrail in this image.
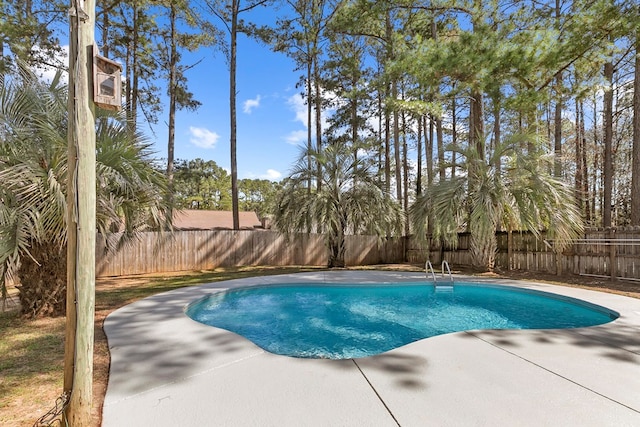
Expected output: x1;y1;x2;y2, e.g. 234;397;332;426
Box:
441;260;453;283
425;260;437;282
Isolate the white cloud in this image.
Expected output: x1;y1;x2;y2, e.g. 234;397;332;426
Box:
263;169;282;180
287;92;332;133
287;93;308;127
243;95;261;113
189;126;220;149
244;169;283;181
285;130;307;145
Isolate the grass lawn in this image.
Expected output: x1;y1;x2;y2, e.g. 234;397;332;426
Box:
1;264;638;426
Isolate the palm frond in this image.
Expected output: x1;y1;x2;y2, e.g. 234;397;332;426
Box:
411;176;467;248
412;130;584;270
0;69;174;309
274;142;402;265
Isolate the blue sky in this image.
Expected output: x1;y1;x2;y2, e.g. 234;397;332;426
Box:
43;5;311;182
164;25;306;182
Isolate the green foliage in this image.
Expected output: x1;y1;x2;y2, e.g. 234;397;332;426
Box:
172;158;280;216
173;158;232;210
322;34;374;146
154;0;216;111
411;133;584;271
238;178;281;219
0;69;172;315
274;142;403;267
98;0;200;125
0;1;66;74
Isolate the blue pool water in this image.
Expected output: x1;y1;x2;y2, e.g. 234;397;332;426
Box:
186;283;618;359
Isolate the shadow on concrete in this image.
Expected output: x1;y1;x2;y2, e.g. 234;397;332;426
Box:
353;352;429;390
460;322;640;365
104;286;261;400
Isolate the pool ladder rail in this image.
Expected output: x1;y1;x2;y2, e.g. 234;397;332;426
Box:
425;260;454;291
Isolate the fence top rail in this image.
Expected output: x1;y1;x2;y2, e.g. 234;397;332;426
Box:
545;238;640;246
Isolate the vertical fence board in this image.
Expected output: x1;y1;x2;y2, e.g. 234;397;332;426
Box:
95;228;640;281
96;230;404;277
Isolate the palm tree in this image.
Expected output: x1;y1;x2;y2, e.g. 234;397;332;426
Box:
274;142;403;268
0;70;172;317
410;135;583;272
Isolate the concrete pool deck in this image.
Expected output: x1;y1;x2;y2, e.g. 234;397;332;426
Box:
102;271;640;426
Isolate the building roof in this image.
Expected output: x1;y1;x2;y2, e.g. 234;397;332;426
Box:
173;210;262;230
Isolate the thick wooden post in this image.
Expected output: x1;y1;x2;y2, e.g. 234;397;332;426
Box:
64;0;96;425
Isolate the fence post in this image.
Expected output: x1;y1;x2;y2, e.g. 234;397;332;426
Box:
507;230;513;270
609;228;617;281
553;237;563;276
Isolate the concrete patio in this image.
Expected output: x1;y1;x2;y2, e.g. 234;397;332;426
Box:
102;271;640;426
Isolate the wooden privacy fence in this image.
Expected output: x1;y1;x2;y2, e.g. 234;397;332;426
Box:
97;227;640;280
406;227;640;281
570;228;640;280
96;230;405;277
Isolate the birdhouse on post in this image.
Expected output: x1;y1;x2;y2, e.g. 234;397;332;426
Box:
93;45;122;111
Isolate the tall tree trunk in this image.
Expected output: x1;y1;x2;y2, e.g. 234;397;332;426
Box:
123;3;132;124
402;111;409;236
351;79;358;164
385;10;399;202
416;116;422;195
376;75;384;188
631;31;640;225
592;92;599;222
603;60;613;227
493;93;501;171
451;93;457;178
393;83;401;204
575;97;584;214
436;115;444;181
426;115;433;186
0;42;3;86
166;2;177;214
553;0;563;177
313;55;322;192
306;61;313;191
131;3;140;127
580;100;590;222
554;76;563;177
432;18;445;182
101;1;109;57
384;90;391;194
470;88;484;159
230;0;239;230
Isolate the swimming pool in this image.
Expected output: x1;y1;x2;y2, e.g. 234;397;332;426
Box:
186;282;618;359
